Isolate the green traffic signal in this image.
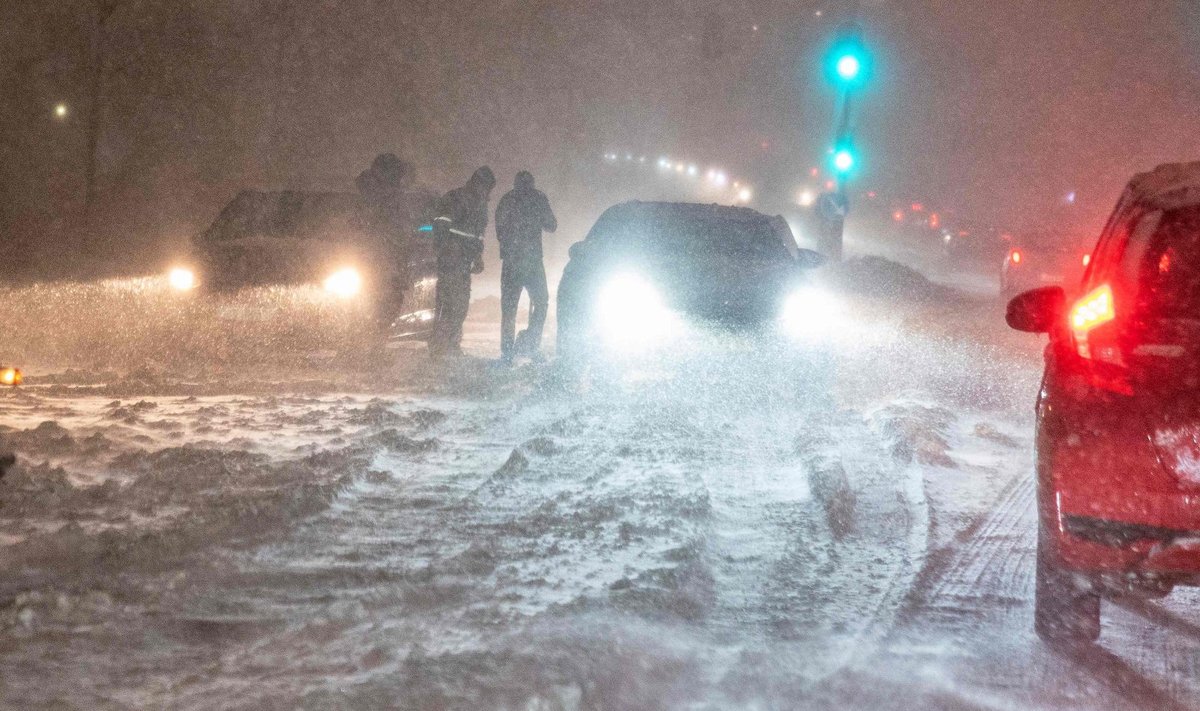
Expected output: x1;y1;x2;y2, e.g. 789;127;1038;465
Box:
827;23;869;87
833;148;855;174
835;53;862;82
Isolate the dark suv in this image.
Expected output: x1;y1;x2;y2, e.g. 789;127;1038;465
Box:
1008;162;1200;642
556;201;824;359
182;189;438;337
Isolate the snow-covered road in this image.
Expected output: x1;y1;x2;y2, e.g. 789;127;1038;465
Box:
2;260;1199;709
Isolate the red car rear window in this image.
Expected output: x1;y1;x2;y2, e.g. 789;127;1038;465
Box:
1135;205;1200;319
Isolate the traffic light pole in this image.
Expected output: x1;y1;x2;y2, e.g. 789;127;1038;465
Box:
821;23;867;262
817;89;854;262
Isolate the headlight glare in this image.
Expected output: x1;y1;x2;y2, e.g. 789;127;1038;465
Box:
168;267;196;291
780;287;842;339
324;267;363;298
595;273;677;351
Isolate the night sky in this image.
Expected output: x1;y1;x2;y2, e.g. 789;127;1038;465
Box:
2;0;1198;274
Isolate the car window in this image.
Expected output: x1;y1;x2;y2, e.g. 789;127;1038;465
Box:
1107;210;1162;298
1084;221;1133;292
1132;205;1200;320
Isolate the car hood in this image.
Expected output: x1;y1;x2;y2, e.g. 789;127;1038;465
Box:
579;247;804;317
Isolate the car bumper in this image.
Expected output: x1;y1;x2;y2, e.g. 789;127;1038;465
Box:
1044;396;1200;575
1054;504;1200;574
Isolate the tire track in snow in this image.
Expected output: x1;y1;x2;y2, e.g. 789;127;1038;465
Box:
815;455;1200;710
703;404;933;695
918;473;1035;620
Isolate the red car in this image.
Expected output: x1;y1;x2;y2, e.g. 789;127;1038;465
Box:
1008;162;1200;642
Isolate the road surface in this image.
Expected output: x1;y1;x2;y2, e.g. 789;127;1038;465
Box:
2;258;1199;710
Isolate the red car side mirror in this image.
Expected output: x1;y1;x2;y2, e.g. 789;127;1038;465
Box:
1007;286;1065;333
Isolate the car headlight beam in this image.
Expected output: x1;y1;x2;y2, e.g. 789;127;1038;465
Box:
595;273;677;351
780;287;842;339
168;267;196;291
324;267;363;298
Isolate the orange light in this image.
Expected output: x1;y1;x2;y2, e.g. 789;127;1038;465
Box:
1010;250;1022;265
892;210;904;222
0;367;21;386
1069;284;1129;389
1070;283;1116;360
1082;253;1091;267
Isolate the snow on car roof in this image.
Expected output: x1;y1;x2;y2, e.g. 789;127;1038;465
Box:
1124;161;1200;212
588;201;797;257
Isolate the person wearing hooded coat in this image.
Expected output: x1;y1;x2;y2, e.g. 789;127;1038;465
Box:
494;171;557;363
355;153;430;331
429;166;495;355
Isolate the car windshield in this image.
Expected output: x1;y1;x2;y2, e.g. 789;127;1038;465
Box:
590;207;791;261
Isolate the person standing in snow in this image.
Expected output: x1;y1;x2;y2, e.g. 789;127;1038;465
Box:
429;166;495;356
355;153;430;331
494;171;557;364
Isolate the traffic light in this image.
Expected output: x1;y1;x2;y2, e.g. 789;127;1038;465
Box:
835;54;862;82
832;142;857;176
833;147;855;174
827;24;869;88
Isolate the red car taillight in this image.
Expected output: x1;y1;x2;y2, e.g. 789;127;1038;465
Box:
1069;283;1130;394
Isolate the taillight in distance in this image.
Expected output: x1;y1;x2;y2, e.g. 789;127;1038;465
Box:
1010;249;1022;265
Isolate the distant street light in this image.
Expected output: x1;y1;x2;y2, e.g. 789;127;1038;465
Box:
54;103;68;119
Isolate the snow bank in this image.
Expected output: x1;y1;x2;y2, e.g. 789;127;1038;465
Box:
822;255;954;304
0;397;449;575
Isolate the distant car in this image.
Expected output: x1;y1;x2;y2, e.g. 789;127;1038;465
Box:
1001;233;1092;297
556;201;825;359
1007;162;1200;643
177;190;438;338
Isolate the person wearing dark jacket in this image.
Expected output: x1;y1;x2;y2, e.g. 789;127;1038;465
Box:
429;166;495;356
494;171;557;363
355;153;429;331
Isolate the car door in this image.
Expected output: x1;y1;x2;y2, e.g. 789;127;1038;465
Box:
1124;205;1200;491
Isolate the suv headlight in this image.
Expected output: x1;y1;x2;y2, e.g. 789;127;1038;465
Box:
324;267;363;298
168;267;196;291
595;273;677;350
780;287;841;339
